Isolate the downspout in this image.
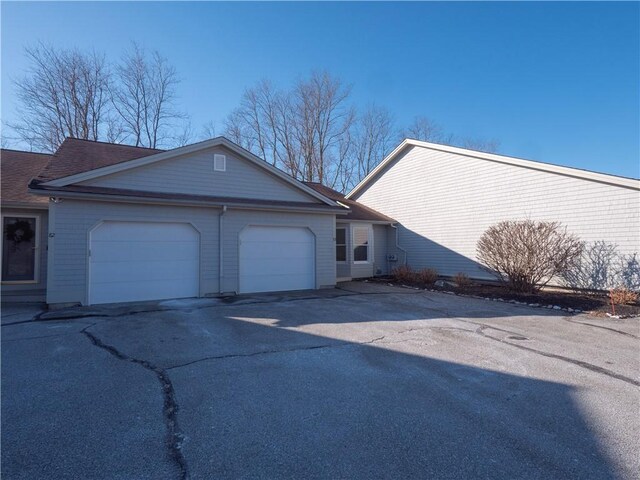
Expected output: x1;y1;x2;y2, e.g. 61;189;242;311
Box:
391;223;408;266
219;205;227;294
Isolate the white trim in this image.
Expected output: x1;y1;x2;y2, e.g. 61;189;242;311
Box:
1;213;41;284
42;137;340;206
335;226;347;264
347;139;640;198
351;224;373;265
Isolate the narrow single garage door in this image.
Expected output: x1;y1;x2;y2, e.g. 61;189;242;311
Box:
239;226;315;294
89;221;199;305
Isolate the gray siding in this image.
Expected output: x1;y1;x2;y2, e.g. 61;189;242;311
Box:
47;199;337;304
1;208;48;301
355;145;640;280
220;210;336;293
79;146;318;203
47;200;221;305
373;224;389;276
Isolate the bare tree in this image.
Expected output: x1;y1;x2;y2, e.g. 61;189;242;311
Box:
111;43;185;148
400;116;453;145
352;104;395;180
458;137;500;153
11;43;111;152
477;220;583;292
296;71;355;184
223;72;355;188
171;120;195;147
200;121;217;140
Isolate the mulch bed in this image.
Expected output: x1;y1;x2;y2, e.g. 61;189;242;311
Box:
367;277;640;318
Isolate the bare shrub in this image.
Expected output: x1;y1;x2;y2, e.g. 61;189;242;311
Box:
392;265;415;284
416;268;438;286
609;288;639;305
453;272;471;289
477;220;583;293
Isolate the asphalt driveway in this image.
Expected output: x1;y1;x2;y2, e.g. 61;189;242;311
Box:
2;282;639;479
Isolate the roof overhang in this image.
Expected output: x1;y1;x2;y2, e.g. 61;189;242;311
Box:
39;136;341;207
347;139;640;198
29;183;349;215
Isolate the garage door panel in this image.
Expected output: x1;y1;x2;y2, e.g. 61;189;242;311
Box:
89;221;199;304
239;226;315;294
240;242;314;260
90;260;198;283
91;242;198;263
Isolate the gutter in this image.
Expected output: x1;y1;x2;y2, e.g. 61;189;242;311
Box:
27;187;346;215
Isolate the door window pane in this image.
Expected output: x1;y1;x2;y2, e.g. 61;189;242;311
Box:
2;217;37;281
336;227;347;262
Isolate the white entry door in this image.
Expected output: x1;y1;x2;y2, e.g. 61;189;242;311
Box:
89;221;199;305
239;226;315;294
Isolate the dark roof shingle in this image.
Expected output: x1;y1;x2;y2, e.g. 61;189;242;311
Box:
303;182;395;223
34;138;163;183
1;149;52;206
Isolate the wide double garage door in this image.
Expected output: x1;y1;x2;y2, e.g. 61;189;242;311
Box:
88;222;315;304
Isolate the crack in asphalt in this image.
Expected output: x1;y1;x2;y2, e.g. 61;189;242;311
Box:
81;326;189;480
8;288;423;325
474;326;640;387
562;317;640;339
1;310;47;326
166;335;388;370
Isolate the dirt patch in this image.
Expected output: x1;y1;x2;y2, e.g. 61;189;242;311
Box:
367;277;640;318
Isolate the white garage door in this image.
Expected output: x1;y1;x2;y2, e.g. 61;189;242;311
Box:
89;221;199;305
239;226;315;294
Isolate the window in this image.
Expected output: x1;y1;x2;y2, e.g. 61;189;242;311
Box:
336;227;346;262
353;226;371;263
2;216;38;282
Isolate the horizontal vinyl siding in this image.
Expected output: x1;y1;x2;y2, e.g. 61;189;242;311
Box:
47;200;220;305
221;210;335;293
373;224;389;276
79;146;317;203
1;208;48;295
356;146;640;280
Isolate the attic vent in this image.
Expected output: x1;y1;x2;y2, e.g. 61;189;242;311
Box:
214;154;226;172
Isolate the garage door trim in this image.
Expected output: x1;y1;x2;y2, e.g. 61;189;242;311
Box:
238;224;316;294
86;219;202;305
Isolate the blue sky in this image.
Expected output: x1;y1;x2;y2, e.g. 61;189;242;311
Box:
2;1;639;178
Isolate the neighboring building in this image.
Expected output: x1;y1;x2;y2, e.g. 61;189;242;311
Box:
348;139;640;280
1;137;393;305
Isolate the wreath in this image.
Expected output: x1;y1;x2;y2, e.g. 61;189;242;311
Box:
5;220;35;245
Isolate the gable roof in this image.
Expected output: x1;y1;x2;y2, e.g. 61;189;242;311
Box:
1;149;52;207
347;139;640;199
33;137;339;207
303;182;395;223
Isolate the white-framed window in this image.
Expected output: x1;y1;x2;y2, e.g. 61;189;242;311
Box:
352;225;372;264
1;214;40;284
336;227;347;262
